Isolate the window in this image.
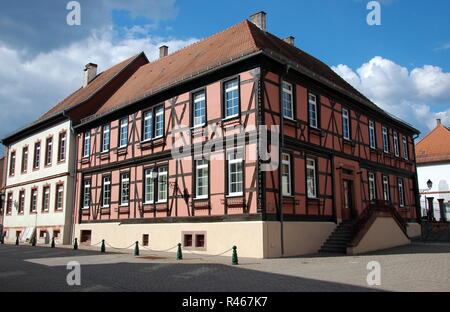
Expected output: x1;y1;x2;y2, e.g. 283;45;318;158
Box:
39;230;46;238
306;158;317;198
53;230;60;239
142;106;164;141
382;127;389;153
144;169;155;204
34;142;41;169
228;152;243;196
195;159;209;198
9;151;15;176
402;136;409;160
58;132;66;162
82;180;91;209
119;118;128;147
30;189;37;213
18;191;25;214
195;234;205;248
183;234;193;247
42;186;50;212
281;153;292;196
369;121;376;149
282;81;294;119
120;173;130;205
142;234;149;246
382;175;390;201
21;147;28;173
56;184;64;211
193;91;206;126
83;131;90;158
6;193;12;214
398;178;405;207
368;172;376;201
157;166;168;202
308;93;318;128
342;109;350;140
45;137;53;166
224;79;239;118
155;107;164;138
142;111;153;141
102;176;111;207
393;131;400;157
101;125;110;152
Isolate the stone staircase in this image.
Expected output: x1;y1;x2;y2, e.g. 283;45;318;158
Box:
319;220;354;254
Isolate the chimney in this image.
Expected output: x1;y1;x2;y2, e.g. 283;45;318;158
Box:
83;63;97;87
437;119;442;126
250;11;267;31
283;36;295;46
159;45;169;58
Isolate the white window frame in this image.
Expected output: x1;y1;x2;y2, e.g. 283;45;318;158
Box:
193;91;206;127
142;111;153;142
119;118;128;148
402;136;409;160
369;121;376;149
282;81;294;120
82;180;91;209
382;127;389;153
46;138;52;165
398;178;405;207
157;166;168;203
368;172;376;201
102;125;110;152
120;173;130;206
306;158;317;198
59;133;66;161
102;176;111;207
83;131;90;158
342;108;350;140
31;189;37;212
144;169;155;204
282;153;292;196
154;107;164;138
43;187;50;211
195;159;209;199
224;79;239;119
393;131;399;157
56;185;64;210
228;153;243;197
308;93;318;128
382;175;390;201
34;143;40;169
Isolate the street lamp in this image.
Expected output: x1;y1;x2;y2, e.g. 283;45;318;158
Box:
427;179;433;190
426;179;434;221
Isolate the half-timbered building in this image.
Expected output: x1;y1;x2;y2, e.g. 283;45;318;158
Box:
73;12;421;257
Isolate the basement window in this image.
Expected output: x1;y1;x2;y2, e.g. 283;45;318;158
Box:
195;234;205;248
184;234;193;247
142;234;149;247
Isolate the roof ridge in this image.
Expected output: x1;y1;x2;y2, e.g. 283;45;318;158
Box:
416;124;450;146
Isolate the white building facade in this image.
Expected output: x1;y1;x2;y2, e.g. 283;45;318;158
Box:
2;119;75;244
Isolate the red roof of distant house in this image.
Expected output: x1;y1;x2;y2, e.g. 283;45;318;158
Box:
85;19;393;125
416;120;450;164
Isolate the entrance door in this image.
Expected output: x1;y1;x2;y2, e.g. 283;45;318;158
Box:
342;180;354;220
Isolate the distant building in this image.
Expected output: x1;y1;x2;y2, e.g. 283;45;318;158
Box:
416;119;450;222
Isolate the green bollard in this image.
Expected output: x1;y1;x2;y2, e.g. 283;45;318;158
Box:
134;241;139;256
232;246;238;265
31;236;36;247
51;237;55;248
101;239;105;253
176;243;183;260
73;238;78;250
15;236;19;246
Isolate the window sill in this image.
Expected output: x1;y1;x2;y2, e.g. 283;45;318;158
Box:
308;127;322;137
226;194;244;198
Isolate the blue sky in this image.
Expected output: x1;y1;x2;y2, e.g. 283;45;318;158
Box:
0;0;450;156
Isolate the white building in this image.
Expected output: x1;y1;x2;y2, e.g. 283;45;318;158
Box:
416;119;450;222
0;53;148;244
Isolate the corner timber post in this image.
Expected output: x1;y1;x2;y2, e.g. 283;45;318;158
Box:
177;243;182;260
232;246;238;265
73;238;78;250
101;239;105;253
134;241;139;256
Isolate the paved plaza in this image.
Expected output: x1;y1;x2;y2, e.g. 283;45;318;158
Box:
0;242;448;292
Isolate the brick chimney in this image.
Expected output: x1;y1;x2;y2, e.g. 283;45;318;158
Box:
159;45;169;58
436;119;442;126
250;11;267;31
283;36;295;46
83;63;97;87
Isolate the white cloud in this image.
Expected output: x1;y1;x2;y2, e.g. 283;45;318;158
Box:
0;27;198;146
332;56;450;137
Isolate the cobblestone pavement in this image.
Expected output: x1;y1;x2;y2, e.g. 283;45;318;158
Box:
0;242;448;292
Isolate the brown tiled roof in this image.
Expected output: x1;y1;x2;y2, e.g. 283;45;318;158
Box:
416;123;450;164
89;20;382;120
39;53;144;120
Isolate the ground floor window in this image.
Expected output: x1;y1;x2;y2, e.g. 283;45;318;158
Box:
368;172;376;201
382;175;390;201
182;232;206;250
80;230;92;244
306;158;317;198
142;234;149;246
398;178;405;207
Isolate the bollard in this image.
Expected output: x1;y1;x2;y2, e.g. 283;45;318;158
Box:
31;236;36;247
74;238;78;250
134;241;139;256
0;233;4;244
101;239;105;253
51;237;55;248
176;243;183;260
15;236;19;246
232;246;238;265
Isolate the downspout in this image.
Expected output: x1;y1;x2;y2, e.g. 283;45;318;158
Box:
412;133;421;224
